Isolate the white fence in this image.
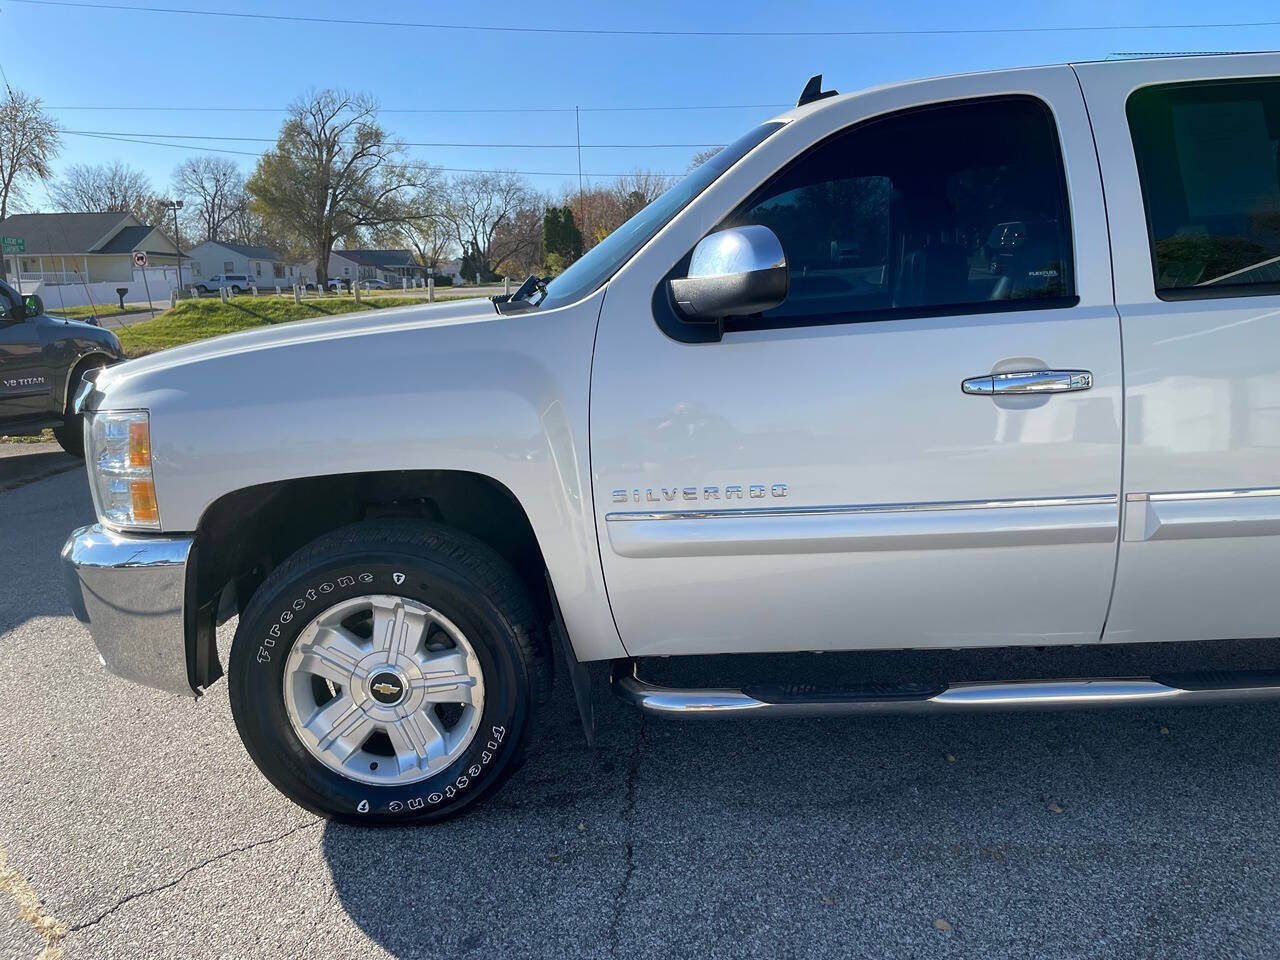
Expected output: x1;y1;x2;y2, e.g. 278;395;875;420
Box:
19;268;184;310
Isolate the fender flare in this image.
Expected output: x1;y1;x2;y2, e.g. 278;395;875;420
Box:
60;352;118;414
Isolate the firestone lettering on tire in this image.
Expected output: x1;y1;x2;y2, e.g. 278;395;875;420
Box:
256;574;375;669
387;725;507;813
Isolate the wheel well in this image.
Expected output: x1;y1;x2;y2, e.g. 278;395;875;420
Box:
62;353;115;414
188;470;552;690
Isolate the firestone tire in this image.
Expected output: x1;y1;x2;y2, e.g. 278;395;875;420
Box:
228;519;551;825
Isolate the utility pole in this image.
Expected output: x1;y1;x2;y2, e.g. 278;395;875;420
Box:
166;199;184;293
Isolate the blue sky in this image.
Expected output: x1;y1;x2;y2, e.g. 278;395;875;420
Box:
2;0;1279;207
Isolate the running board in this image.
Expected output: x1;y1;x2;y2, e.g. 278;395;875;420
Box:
611;664;1280;717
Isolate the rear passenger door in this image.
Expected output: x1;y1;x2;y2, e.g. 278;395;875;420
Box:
591;68;1125;657
1075;56;1280;644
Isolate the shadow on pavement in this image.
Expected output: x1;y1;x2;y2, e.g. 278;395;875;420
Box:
0;448;79;490
0;470;93;631
322;662;1280;960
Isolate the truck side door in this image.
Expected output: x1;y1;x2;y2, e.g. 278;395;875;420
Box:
590;67;1124;657
1075;55;1280;644
0;281;49;424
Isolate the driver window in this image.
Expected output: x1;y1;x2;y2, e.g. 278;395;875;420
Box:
724;95;1075;327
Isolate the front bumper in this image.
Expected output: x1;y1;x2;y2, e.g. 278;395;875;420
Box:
61;523;196;696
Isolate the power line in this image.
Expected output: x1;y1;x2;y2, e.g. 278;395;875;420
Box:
63;131;686;178
14;0;1280;37
61;129;727;148
46;103;790;114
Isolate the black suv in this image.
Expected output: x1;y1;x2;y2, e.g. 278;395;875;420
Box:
0;279;125;456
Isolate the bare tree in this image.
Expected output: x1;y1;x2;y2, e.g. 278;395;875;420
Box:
222;197;281;248
491;203;545;277
443;171;540;281
246;89;423;285
0;88;60;282
50;161;168;223
173;155;246;243
688;147;722;170
406;215;455;275
564;169;672;249
368;166;454;274
612;170;673;221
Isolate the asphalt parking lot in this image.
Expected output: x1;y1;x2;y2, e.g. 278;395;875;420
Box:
3;463;1280;959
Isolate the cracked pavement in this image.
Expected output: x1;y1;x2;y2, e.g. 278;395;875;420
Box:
4;467;1280;958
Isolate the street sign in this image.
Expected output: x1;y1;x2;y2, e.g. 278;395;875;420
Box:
1;236;24;253
132;250;148;269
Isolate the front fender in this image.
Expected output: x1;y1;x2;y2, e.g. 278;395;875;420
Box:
95;291;624;661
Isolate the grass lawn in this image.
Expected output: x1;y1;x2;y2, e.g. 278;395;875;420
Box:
49;302;155;321
115;294;469;357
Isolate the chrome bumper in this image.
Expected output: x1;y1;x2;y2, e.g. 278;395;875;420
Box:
61;523;196;696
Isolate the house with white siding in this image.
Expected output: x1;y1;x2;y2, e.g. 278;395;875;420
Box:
0;211;185;285
185;240;297;286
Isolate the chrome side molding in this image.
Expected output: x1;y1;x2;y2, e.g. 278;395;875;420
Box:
605;495;1118;558
1124;485;1280;541
612;663;1280;718
607;494;1117;523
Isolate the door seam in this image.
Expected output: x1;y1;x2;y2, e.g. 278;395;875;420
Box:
1072;63;1126;644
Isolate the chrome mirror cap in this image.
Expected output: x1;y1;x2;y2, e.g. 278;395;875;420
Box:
688;224;786;279
669;225;789;322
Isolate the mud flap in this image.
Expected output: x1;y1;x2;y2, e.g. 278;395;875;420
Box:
545;570;594;747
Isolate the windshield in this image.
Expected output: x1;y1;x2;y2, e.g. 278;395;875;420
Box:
539;121;785;310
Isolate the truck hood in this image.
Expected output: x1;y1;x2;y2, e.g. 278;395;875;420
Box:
96;296;498;394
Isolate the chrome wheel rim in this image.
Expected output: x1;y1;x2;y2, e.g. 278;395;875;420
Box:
282;594;485;786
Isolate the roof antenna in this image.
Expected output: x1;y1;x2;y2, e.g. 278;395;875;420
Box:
797;74;838;107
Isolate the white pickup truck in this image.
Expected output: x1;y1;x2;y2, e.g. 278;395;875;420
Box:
63;54;1280;824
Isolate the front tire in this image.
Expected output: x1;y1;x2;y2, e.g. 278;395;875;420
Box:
52;420;83;456
228;520;550;825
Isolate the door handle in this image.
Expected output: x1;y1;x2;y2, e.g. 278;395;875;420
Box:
962;370;1092;396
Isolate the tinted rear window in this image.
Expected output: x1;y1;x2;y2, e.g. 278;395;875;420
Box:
1128;78;1280;297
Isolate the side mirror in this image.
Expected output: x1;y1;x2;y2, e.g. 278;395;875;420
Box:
22;294;43;319
668;225;788;323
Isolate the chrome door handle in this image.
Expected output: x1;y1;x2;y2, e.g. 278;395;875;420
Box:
962;370;1092;396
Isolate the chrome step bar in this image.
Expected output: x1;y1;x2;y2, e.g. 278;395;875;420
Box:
612;664;1280;718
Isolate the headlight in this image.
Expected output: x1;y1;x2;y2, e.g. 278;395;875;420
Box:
86;410;160;530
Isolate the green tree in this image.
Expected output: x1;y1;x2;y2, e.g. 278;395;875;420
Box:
246;89;422;287
542;205;583;268
458;242;487;284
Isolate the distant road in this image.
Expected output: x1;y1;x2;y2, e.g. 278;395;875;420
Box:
74;286;503;332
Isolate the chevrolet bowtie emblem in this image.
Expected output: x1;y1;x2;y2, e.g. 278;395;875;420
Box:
372;682;401;695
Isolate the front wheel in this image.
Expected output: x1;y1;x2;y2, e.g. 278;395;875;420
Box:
228;520;550;825
196;284;208;295
52;420;83;457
